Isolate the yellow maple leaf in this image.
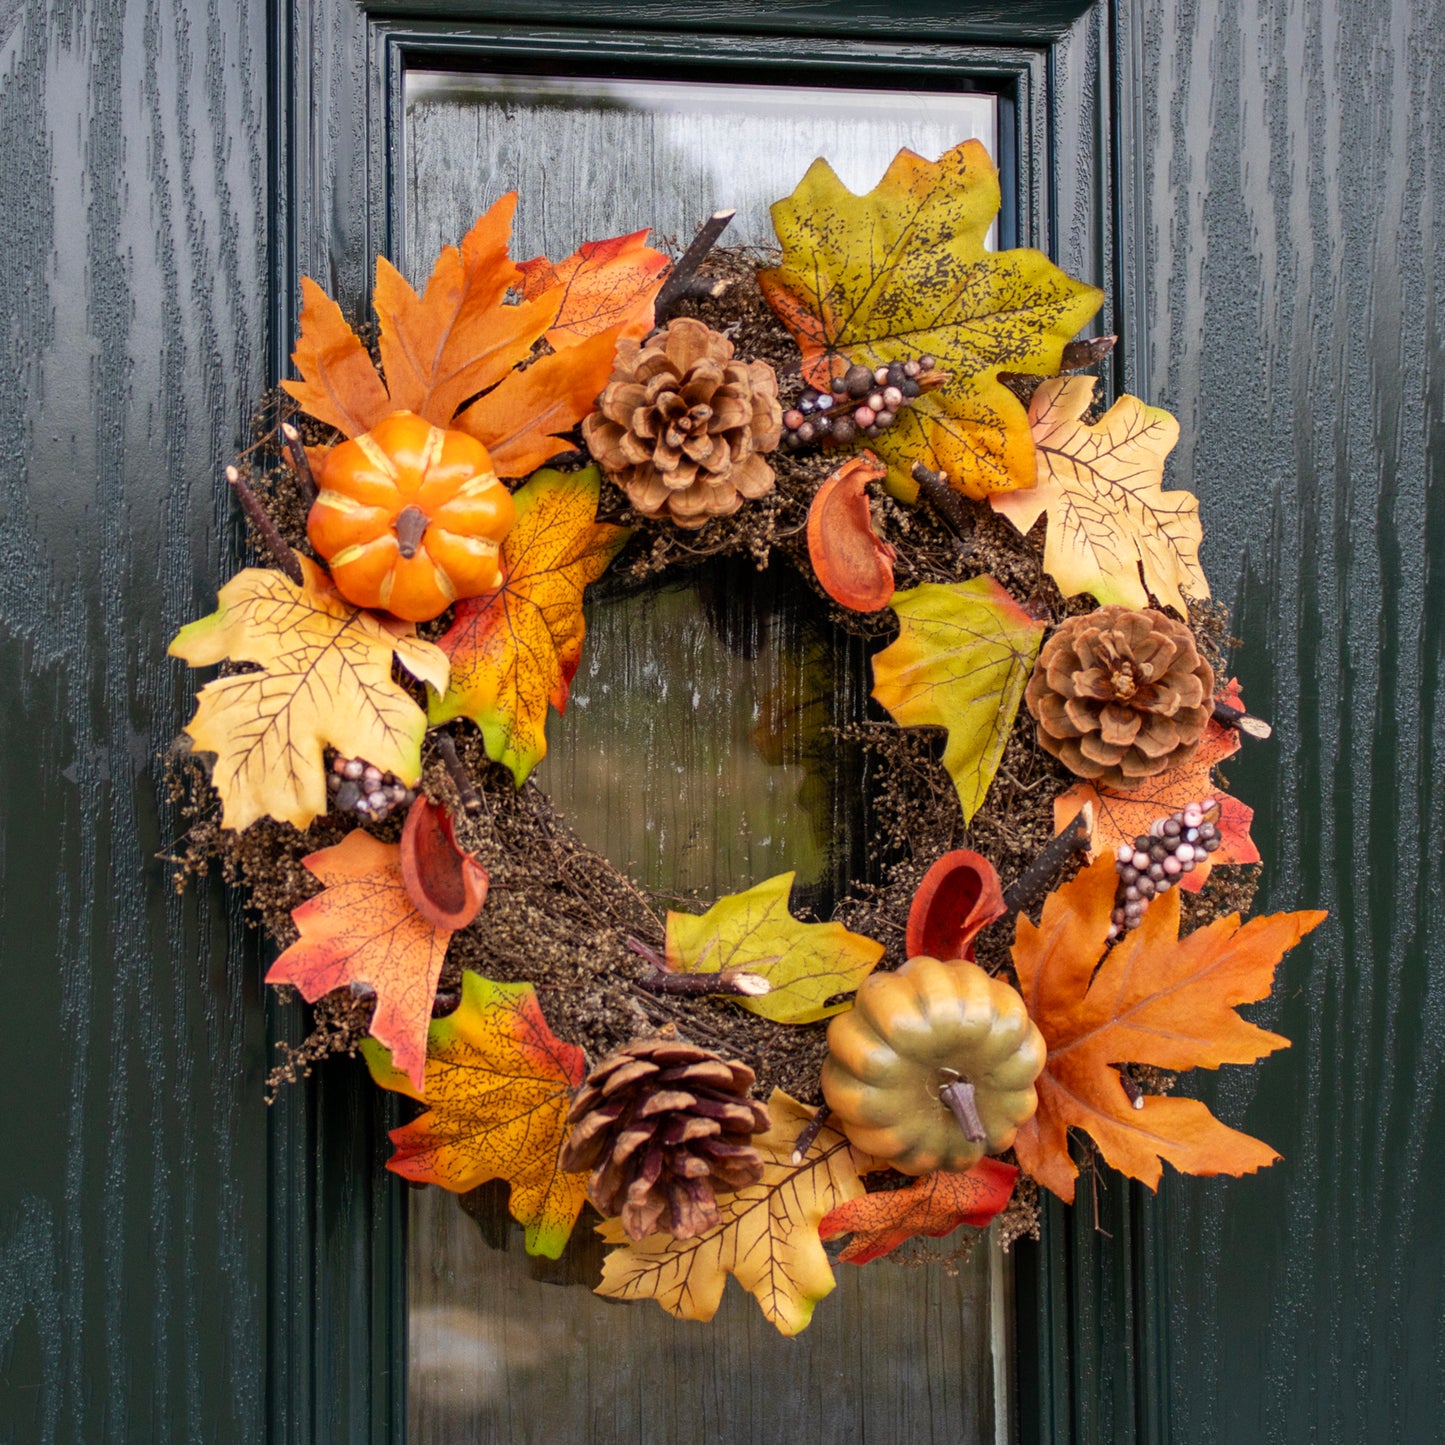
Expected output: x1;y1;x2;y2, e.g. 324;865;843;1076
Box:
990;375;1209;612
363;970;589;1259
169;557;448;830
760;140;1103;501
664;872;884;1024
595;1091;866;1336
871;575;1047;822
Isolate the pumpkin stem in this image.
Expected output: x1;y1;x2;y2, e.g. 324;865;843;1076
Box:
279;422;317;507
395;504;430;559
939;1079;988;1143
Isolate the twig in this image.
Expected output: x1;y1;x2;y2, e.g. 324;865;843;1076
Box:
226;465;303;585
939;1079;987;1143
910;462;973;553
280;423;317;507
1213;698;1273;739
654;210;735;314
790;1105;832;1165
1003;802;1094;915
434;731;483;813
625;937;770;998
1060;335;1118;372
670;274;737;304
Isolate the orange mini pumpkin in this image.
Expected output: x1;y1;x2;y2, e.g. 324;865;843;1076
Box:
307;411;514;623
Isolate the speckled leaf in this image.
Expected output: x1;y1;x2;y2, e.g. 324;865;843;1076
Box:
760;141;1103;501
427;466;629;785
990;376;1209;612
665;872;884;1024
267;830;450;1091
871;576;1046;823
168;557;448;830
595;1092;866;1336
362;971;589;1259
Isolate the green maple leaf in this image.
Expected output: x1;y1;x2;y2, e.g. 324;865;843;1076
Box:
760;140;1103;501
664;872;884;1024
871;575;1046;822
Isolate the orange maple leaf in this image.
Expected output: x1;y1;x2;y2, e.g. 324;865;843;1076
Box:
266;830;452;1090
818;1158;1019;1264
1011;853;1326;1203
372;195;560;427
362;971;589;1259
284;278;393;438
1053;682;1258;893
517;228;668;350
282;196;622;478
427;465;629;785
453;328;624;477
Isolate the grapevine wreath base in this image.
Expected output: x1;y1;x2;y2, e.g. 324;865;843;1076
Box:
168;141;1324;1333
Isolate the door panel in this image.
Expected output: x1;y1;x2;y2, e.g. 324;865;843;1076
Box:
401;71;1009;1443
0;2;270;1442
15;2;1436;1442
1127;0;1445;1438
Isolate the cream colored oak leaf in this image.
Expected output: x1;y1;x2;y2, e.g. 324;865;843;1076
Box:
595;1091;866;1336
990;375;1209;613
169;557;448;830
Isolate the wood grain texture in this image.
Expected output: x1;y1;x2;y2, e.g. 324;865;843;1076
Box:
0;1;269;1441
1123;0;1445;1439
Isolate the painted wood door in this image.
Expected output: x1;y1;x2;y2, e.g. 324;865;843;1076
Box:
1;1;1441;1441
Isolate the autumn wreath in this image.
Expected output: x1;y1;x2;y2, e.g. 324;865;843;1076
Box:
168;141;1325;1335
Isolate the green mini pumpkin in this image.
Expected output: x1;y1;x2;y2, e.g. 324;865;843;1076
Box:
822;955;1046;1175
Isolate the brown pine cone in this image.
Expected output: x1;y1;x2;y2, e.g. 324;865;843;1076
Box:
559;1038;771;1241
581;317;782;529
1025;606;1214;789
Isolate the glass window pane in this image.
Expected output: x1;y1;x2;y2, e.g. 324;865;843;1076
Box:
404;72;998;276
403;68;1011;1445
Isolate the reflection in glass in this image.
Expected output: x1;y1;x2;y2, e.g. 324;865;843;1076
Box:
405;72;998;276
537;562;867;908
404;69;1012;1445
409;1183;1002;1444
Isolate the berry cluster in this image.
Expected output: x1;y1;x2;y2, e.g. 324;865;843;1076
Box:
1109;800;1224;940
327;755;417;820
781;357;939;450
